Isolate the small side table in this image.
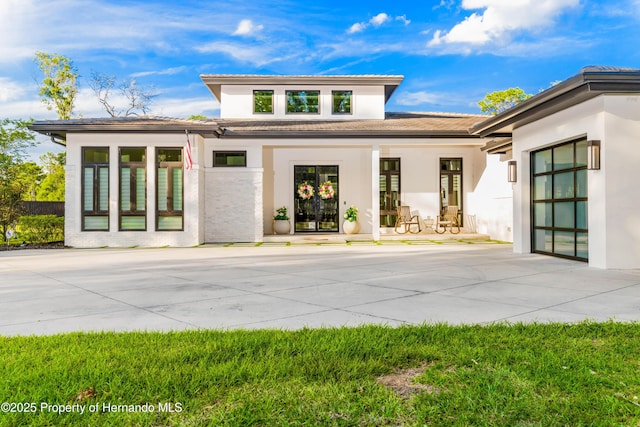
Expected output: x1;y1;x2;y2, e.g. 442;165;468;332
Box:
423;218;435;233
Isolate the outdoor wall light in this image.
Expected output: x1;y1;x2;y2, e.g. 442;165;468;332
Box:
587;140;601;170
507;160;517;183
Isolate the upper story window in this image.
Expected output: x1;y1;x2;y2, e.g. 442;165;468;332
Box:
286;90;320;114
253;90;273;114
332;91;352;114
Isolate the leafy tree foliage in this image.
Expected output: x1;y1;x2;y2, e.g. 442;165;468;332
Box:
0;157;28;241
0;119;36;240
20;162;45;201
0;118;36;159
34;51;78;120
36;152;66;201
478;87;532;115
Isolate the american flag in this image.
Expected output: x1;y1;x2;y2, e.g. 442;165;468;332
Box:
184;130;193;170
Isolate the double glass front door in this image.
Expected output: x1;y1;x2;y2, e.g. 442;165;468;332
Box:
294;165;339;232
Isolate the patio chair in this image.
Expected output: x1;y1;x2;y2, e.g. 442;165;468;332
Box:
394;206;422;234
435;205;461;234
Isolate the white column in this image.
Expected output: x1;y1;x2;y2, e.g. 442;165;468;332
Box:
371;144;380;240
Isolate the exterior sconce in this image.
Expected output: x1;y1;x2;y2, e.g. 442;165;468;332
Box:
507;160;517;183
587;140;601;170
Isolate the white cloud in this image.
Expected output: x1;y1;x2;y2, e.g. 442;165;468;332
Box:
153;97;220;118
0;78;26;102
347;12;405;34
130;66;189;78
195;41;288;67
347;22;367;34
396;15;411;26
232;19;264;36
370;13;391;27
429;0;579;47
0;0;235;64
76;80;219;117
395;91;446;106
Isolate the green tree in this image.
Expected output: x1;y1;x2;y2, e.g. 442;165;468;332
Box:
0;119;37;241
0;156;29;241
20;162;45;201
36;152;65;201
478;87;532;115
0;118;36;158
34;51;78;120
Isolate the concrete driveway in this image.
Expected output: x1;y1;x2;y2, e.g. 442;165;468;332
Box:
1;242;639;336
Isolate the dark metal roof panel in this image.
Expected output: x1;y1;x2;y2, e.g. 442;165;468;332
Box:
471;66;640;138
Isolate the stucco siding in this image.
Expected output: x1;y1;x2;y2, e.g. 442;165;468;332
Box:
220;84;386;120
511;94;640;268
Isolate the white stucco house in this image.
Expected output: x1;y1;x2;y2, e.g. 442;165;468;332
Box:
29;67;640;269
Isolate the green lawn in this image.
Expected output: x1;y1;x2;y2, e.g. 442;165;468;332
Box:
1;322;639;426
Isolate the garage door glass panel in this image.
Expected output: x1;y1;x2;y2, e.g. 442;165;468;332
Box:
576;140;588;167
534;203;552;227
531;139;588;261
576;169;587;198
553;144;574;170
534;176;551;200
554;172;574;198
576;233;589;259
554;202;575;229
576;201;588;229
554;231;575;257
534;150;552;174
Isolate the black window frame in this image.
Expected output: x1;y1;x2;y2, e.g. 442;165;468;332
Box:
81;147;110;231
531;139;588;262
253;90;274;114
332;90;352;115
119;147;147;231
439;158;463;226
285;90;320;114
213;151;247;167
379;157;401;227
156;148;184;231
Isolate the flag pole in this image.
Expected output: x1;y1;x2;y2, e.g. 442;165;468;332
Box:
184;129;193;171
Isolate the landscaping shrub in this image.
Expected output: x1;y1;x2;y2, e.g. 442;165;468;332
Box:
17;215;64;243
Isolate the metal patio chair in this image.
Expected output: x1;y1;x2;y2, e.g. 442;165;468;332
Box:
394;205;422;234
435;205;461;234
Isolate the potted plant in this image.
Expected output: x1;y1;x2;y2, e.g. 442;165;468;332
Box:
342;205;360;234
273;206;291;234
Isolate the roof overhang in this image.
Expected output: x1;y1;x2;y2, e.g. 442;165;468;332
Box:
470;66;640;139
480;137;513;154
218;129;481;139
28;118;222;144
200;74;404;104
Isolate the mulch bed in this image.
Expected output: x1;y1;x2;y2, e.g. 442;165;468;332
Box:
0;241;65;251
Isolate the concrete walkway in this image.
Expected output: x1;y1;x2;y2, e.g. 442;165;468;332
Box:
1;242;639;336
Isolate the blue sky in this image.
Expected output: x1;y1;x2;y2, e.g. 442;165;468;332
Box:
1;0;640;125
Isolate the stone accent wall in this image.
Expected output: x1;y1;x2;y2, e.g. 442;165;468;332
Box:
204;168;263;242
